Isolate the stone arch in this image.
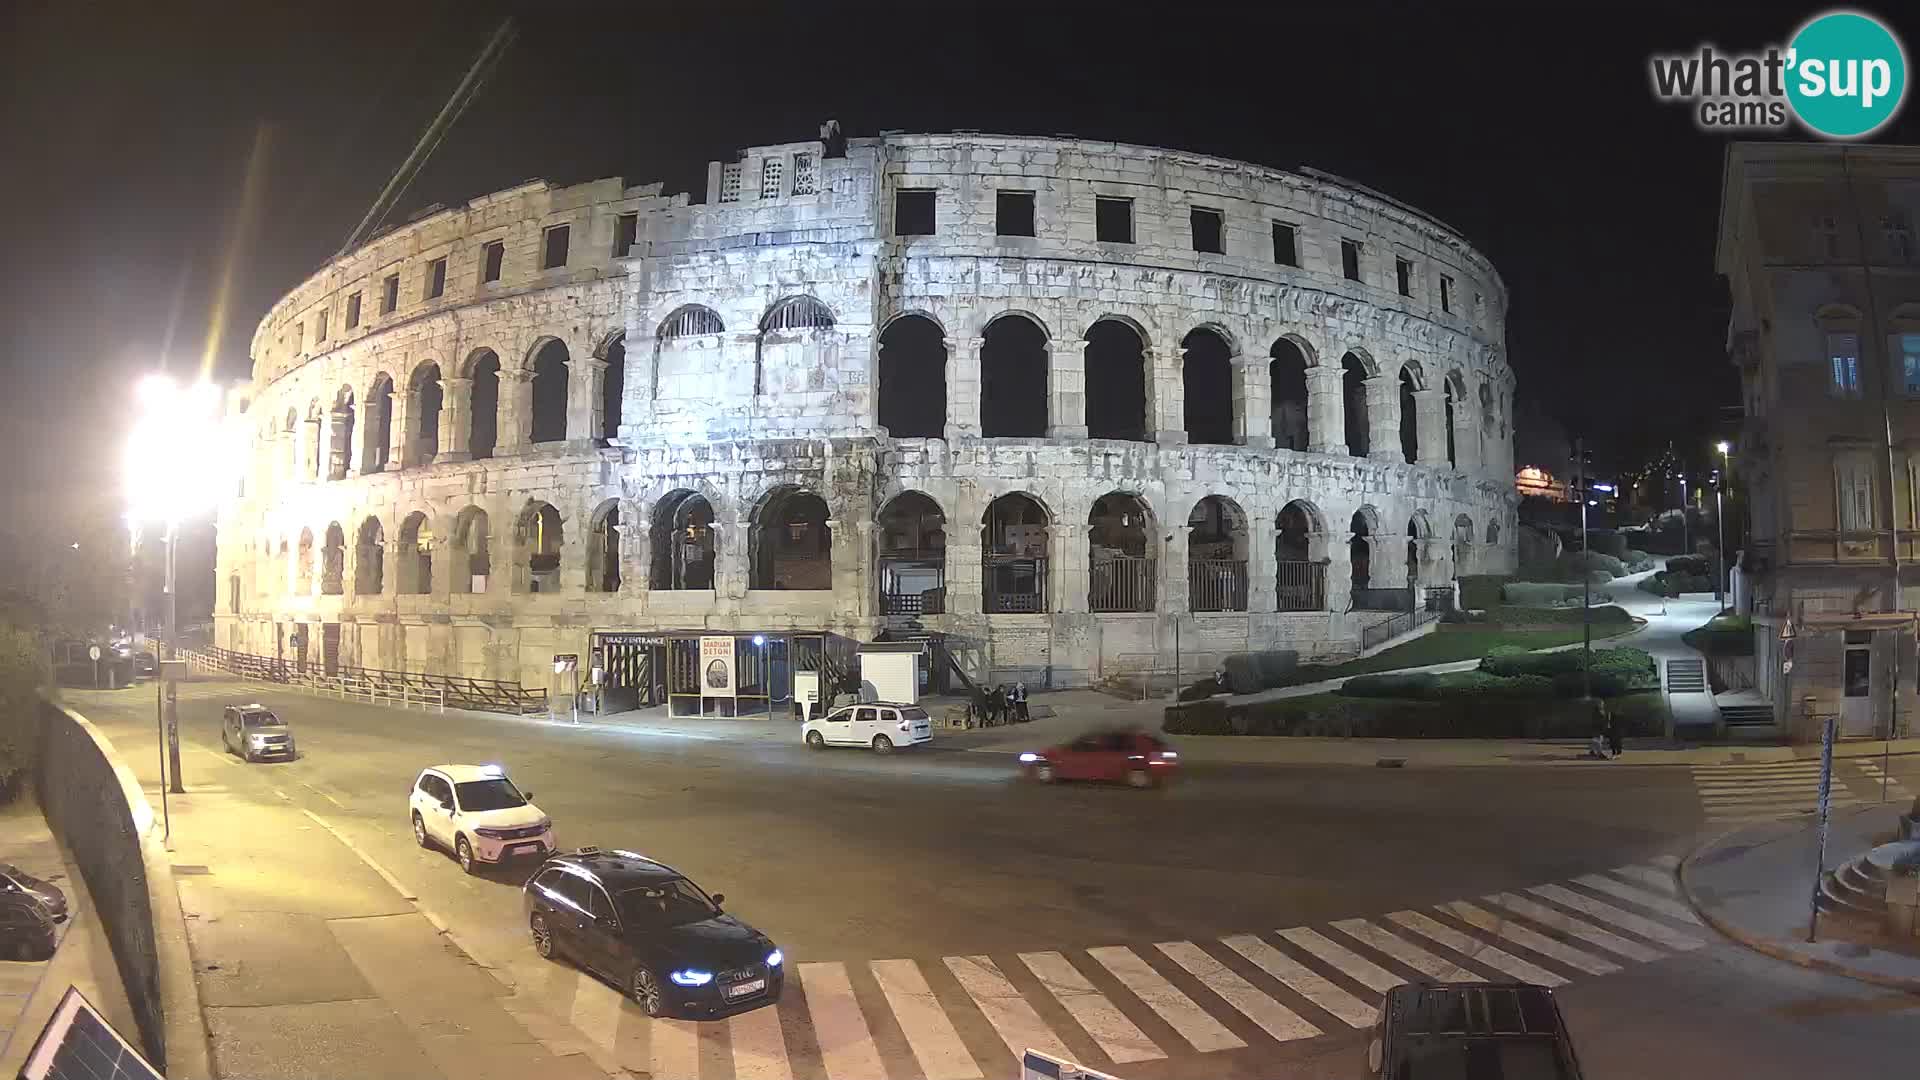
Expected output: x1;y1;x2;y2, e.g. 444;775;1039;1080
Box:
464;349;501;458
295;527;314;593
757;297;836;398
1088;491;1157;613
408;361;442;464
1342;352;1371;456
1270;337;1311;451
1275;499;1329;610
321;522;346;595
980;312;1049;437
397;511;432;595
450;506;491;593
1486;520;1501;546
1348;507;1377;591
1187;495;1249;612
354;515;385;595
586;499;625;593
877;491;947;614
1085;317;1150;442
529;339;569;443
600;333;626;441
1444;369;1463;467
1479;381;1497;441
1451;512;1475;579
649;490;717;590
515;501;564;593
749;486;832;591
330;385;356;481
1182;327;1235;446
363;373;394;473
877;314;947;438
307;398;323;478
1406;510;1435;588
658;304;725;339
1399;365;1419;464
982;492;1051;613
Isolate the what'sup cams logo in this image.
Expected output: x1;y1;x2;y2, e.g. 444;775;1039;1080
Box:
1650;9;1907;138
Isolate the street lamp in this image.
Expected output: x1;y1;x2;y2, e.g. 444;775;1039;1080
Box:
1714;441;1731;613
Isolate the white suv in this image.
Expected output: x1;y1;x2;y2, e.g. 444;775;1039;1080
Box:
802;703;933;753
409;765;554;874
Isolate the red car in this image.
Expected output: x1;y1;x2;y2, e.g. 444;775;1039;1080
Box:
1020;730;1179;787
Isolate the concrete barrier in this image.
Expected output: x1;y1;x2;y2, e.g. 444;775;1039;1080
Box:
33;699;211;1077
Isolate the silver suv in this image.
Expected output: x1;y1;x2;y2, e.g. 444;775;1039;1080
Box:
222;704;295;762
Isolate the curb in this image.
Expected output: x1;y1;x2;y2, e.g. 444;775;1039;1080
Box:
1677;816;1920;994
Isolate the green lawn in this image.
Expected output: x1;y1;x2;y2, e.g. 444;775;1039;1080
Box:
1682;613;1755;657
1307;623;1641;681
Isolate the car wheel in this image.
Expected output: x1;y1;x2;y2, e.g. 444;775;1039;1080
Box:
530;913;555;960
1126;767;1154;789
631;965;666;1017
455;835;476;874
805;730;825;750
412;813;430;849
1034;762;1056;783
872;734;894;755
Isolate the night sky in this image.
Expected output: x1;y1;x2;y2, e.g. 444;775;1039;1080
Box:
5;1;1918;513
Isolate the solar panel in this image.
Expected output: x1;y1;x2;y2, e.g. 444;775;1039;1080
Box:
16;986;163;1080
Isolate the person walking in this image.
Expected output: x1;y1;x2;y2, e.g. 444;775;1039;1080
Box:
1588;697;1611;759
1602;699;1623;759
1012;681;1029;722
989;685;1008;726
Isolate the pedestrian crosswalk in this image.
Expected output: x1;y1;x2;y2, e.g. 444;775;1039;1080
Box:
1692;758;1915;824
501;859;1708;1079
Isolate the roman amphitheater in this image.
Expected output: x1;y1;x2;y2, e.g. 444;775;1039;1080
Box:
213;128;1517;713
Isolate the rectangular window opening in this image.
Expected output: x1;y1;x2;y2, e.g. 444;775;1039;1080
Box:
345;291;361;330
381;273;399;314
1439;275;1453;313
791;152;817;196
542;224;570;270
996;190;1036;237
1271;221;1298;266
1341;239;1362;282
1396;257;1414;297
315;310;328;343
1191;207;1223;254
760;158;784;199
894;189;936;236
482;240;505;283
1903;333;1920;396
1096;196;1133;244
614;213;638;258
1827;332;1862;398
426;257;447;300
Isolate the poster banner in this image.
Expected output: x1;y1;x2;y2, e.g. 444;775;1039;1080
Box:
700;635;736;697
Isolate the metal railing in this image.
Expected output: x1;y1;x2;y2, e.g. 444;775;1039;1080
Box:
1090;556;1155;613
1188;559;1248;612
182;646;548;715
1359;607;1442;651
984;555;1048;613
1352;586;1414;612
1275;560;1327;612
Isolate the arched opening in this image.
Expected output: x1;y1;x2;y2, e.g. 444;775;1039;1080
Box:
1479;381;1497;449
653;305;725;401
982;494;1049;613
588;501;623;592
1342;352;1370;457
451;507;490;593
1275;500;1327;611
1452;513;1475;579
321;522;346;595
877;492;947;615
410;364;442;463
1399;367;1419;463
354;517;384;595
1406;515;1427;588
1182;328;1234;446
1486;520;1501;546
516;502;563;593
1187;496;1248;612
751;489;832;590
468;350;500;458
1270;339;1309;451
530;340;569;443
600;336;625;442
364;374;393;473
877;315;946;438
649;492;716;590
1349;510;1372;591
398;512;432;595
308;400;322;479
758;297;836;397
330;387;356;481
295;529;313;593
1089;492;1155;613
1085;318;1148;441
1444;375;1459;467
980;315;1048;437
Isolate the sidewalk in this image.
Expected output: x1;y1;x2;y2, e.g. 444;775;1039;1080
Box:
1680;804;1920;991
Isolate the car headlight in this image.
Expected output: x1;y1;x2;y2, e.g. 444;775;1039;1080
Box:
537;819;552;832
766;949;783;967
1018;752;1040;763
474;827;511;839
670;968;714;986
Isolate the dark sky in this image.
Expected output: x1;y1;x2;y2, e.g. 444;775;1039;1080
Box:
4;0;1917;510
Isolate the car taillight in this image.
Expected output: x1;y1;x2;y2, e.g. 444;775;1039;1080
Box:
898;720;909;732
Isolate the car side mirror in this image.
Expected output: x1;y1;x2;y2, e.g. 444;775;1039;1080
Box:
711;892;725;908
440;800;454;812
521;791;533;803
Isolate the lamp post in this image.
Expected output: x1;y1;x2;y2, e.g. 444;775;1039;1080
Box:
1714;441;1731;612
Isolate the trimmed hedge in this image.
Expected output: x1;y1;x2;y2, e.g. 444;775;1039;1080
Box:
1163;689;1667;739
1447;604;1635;628
1459;575;1512;611
1638;570;1715;597
1560;551;1626;579
1624;549;1656;573
1666;555;1710;575
1478;644;1659;696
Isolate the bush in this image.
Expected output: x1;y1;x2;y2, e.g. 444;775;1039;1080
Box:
1163;699;1232;735
0;620;48;802
1177;678;1220;702
1342;673;1438;698
1502;582;1580;606
1560;551;1626;579
1169;690;1669;739
1666;555;1710;576
1479;646;1658;695
1588;529;1628;559
1624;549;1656;573
1458;575;1512;611
1475;604;1634;627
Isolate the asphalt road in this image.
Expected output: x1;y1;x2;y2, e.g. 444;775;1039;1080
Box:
66;681;1920;1080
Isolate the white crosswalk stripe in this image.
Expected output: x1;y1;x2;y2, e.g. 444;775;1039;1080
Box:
1528;884;1705;951
1087;945;1245;1052
1279;926;1406;994
1855;758;1917;802
1221;934;1378;1029
1384;911;1567;987
1019;951;1164;1064
946;954;1072;1064
1572;874;1703;925
1647;853;1681;870
729;1003;794;1080
1443;901;1621;976
1156;941;1321;1044
1608;864;1679;895
1691;760;1881;823
567;972;623;1059
871;959;982;1080
1331;918;1486;983
1485;892;1665;963
798;962;885;1080
652;1017;701;1080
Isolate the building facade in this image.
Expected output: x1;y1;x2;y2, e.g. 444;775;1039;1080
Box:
1718;141;1920;741
214;131;1517;705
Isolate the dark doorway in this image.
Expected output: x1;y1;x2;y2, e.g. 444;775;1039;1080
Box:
980;316;1048;437
877;315;947;438
531;340;569;443
1085;319;1148;441
1182;328;1233;445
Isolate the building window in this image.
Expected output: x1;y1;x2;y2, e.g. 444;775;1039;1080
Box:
382;273;399;314
1190;207;1223;254
1815;215;1842;259
345;291;361;330
1341;239;1362;282
1096;196;1133;243
996;191;1035;237
1272;221;1298;266
791;152;817;196
1395;257;1414;297
614;213;638;257
719;162;743;203
1828;332;1863;398
542;224;569;270
425;257;447;300
315;309;329;343
1885;211;1915;262
894;189;936;236
293;321;304;352
1903;333;1920;396
482;240;504;283
760;158;784;199
1439;275;1453;313
1838;456;1876;532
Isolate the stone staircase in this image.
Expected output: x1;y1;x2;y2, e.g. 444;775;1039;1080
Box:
1818;841;1920;925
1666;658;1707;693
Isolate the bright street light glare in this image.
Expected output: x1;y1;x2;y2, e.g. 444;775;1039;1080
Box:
125;374;240;527
1715;440;1731;454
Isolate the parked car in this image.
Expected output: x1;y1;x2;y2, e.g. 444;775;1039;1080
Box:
1365;982;1584;1079
801;702;933;753
410;764;554;874
222;704;295;762
0;894;56;961
524;847;781;1018
1019;729;1179;787
0;863;66;923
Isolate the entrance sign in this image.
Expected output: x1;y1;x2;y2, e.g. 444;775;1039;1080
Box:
553;653;578;674
700;635;735;697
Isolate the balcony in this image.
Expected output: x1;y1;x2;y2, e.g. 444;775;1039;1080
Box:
1188;559;1248;613
1090;556;1155;614
984;555;1047;614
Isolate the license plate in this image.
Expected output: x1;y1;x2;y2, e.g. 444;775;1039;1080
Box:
512;842;543;855
725;978;766;999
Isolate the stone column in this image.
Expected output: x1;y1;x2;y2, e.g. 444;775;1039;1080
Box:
1365;375;1402;464
717;515;750;600
566;356;606;442
1451;395;1482;475
947;507;982;616
280;430;298;487
387;389;414;471
1306;365;1346;456
329;409;356;479
1413;388;1448;467
1047;339;1088;440
300;416;323;481
497;369;532;454
439;377;473;463
1163;526;1192;615
611;523;639;593
1232;357;1274;448
946;335;982;440
1052;523;1087;614
838;519;868;619
1249;512;1278;613
1149;345;1187;445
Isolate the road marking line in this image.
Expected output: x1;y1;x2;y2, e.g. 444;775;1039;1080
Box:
728;999;794;1080
1484;893;1664;963
797;962;885;1080
1647;854;1681;870
1572;875;1702;924
1277;927;1405;994
1331;919;1485;983
1442;902;1620;976
1085;945;1243;1052
651;1017;700;1080
1220;934;1377;1029
945;955;1071;1064
871;958;986;1078
568;970;622;1059
1155;941;1320;1044
1383;911;1565;987
1018;951;1163;1064
1527;885;1704;951
298;808;418;901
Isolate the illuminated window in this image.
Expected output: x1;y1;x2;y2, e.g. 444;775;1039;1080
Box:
1827;332;1862;398
1903;333;1920;395
1838;455;1875;532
